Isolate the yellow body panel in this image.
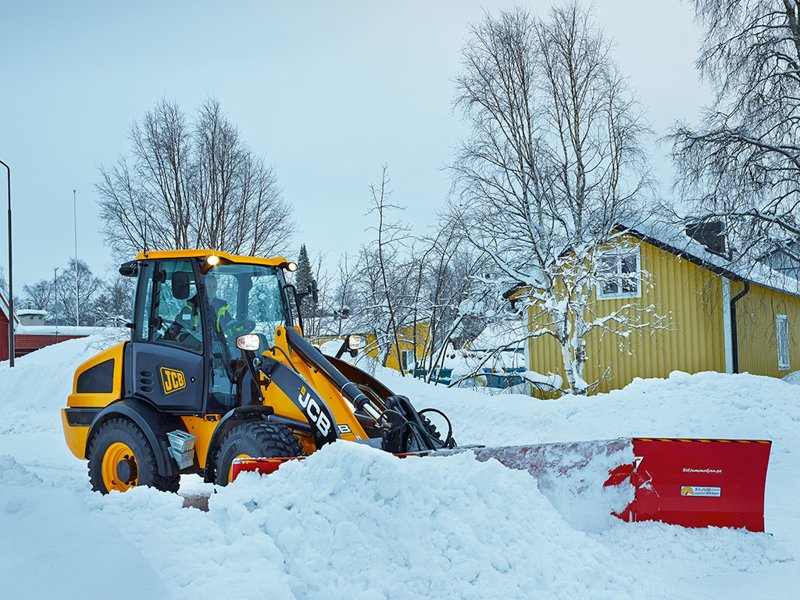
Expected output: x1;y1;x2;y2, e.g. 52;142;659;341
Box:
63;343;127;458
268;327;368;442
67;342;126;408
61;410;90;459
136;249;287;269
179;416;220;468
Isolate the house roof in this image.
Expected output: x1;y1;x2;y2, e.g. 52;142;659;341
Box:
0;290;20;325
501;218;800;301
619;219;800;299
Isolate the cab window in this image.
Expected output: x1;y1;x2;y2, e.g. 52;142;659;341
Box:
152;260;203;353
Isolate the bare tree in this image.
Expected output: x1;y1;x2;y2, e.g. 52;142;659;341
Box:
21;280;51;311
350;166;411;371
91;275;135;326
328;254;359;337
451;4;659;394
56;260;103;326
672;1;800;270
98;98;293;259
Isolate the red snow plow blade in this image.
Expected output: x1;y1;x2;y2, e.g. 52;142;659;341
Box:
605;438;772;532
232;437;771;532
473;437;772;532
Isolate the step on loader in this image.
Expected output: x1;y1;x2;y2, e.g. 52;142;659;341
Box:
61;250;772;532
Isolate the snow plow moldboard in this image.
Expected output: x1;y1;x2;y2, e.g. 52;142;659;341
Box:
231;437;772;532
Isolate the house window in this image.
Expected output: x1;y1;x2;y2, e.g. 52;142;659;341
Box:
777;314;790;371
598;250;640;299
401;349;415;372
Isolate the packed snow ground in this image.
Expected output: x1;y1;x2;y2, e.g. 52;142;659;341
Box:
1;335;797;599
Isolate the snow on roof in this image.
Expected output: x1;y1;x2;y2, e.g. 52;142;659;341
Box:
16;309;47;316
620;218;800;298
14;325;110;336
469;320;528;351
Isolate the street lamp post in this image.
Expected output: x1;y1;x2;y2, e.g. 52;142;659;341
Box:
73;189;79;326
0;159;14;367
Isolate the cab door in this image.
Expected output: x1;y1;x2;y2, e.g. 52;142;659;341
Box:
124;259;207;414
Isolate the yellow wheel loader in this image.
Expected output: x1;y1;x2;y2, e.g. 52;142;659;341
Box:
62;249;773;532
62;250;454;493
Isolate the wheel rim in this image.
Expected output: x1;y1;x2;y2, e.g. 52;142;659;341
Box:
229;453;251;483
101;442;138;492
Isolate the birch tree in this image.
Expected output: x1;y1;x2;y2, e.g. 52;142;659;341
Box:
98;99;293;259
672;0;800;270
451;4;658;395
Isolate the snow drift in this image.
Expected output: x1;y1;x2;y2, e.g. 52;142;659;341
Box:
1;335;798;598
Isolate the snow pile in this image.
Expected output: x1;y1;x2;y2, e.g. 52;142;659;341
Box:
1;337;798;598
470;439;635;532
209;442;648;599
783;370;800;385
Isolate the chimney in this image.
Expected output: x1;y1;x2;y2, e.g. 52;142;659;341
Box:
685;219;726;256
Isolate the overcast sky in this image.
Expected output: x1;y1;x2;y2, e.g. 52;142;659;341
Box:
0;0;709;290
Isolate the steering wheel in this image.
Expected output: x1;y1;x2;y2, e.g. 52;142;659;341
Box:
228;318;257;336
164;319;187;342
164;320;202;350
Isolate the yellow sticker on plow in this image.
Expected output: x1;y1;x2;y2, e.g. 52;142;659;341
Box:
680;486;721;497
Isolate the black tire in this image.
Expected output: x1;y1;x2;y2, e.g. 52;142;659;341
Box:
88;417;180;494
214;421;303;486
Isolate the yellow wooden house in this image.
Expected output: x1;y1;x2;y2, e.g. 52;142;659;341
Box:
313;320;431;373
525;223;800;395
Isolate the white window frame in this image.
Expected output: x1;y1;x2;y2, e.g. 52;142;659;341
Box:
777;314;790;371
597;249;641;300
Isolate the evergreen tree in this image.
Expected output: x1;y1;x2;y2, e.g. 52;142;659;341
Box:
295;244;316;320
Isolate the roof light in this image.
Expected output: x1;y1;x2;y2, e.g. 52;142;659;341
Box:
206;255;220;267
286;261;298;272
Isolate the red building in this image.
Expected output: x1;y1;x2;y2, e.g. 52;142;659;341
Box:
1;292;92;362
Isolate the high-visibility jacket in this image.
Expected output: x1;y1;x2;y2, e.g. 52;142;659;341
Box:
178;296;235;339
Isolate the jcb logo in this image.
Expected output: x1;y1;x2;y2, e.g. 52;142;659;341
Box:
298;385;331;437
160;367;187;395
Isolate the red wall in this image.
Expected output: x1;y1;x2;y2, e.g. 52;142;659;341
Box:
0;320;85;361
0;314;8;361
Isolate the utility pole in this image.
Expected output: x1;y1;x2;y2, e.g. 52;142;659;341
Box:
73;189;79;327
0;159;14;367
53;267;59;341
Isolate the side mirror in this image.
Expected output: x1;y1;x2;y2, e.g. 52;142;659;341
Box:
171;272;191;300
118;261;138;278
310;280;319;304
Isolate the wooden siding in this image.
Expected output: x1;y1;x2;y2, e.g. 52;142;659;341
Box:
527;239;727;395
736;283;800;377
